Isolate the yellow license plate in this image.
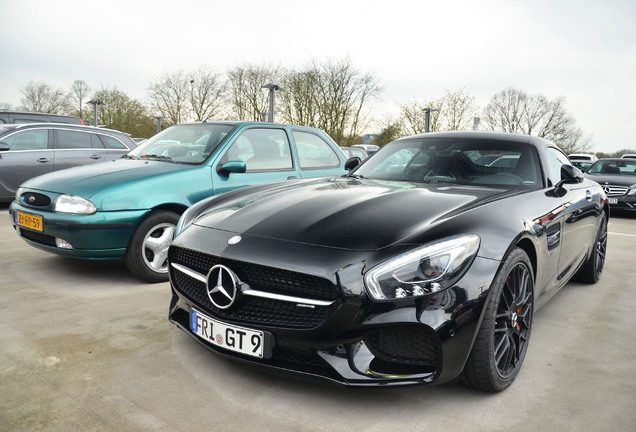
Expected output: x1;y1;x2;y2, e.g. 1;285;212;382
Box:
15;211;43;232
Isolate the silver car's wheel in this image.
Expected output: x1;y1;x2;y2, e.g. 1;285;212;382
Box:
124;210;180;283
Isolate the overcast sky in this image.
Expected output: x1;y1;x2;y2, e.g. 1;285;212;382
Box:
1;0;635;152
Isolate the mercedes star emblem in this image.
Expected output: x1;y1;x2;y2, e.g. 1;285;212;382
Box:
206;264;239;309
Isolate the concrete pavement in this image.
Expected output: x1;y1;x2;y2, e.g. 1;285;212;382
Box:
1;203;635;432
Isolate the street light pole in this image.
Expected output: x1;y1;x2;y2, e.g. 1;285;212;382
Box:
261;84;284;123
422;108;439;133
155;117;165;134
87;100;105;127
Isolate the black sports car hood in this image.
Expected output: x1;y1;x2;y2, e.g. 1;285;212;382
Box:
192;176;519;250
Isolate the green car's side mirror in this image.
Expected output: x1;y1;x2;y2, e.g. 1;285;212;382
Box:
217;160;247;175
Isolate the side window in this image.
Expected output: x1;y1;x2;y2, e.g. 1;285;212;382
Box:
100;135;128;149
56;130;93;149
223;128;293;171
546;147;571;186
2;129;48;150
292;131;340;169
90;134;105;148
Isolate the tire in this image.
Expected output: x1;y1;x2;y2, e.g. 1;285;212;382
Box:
462;247;534;392
124;210;180;283
573;212;608;284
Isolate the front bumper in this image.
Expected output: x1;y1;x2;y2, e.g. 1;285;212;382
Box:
607;194;636;211
9;200;148;260
167;232;501;387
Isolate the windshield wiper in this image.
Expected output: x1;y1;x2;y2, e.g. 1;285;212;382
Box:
121;154;139;160
140;154;176;163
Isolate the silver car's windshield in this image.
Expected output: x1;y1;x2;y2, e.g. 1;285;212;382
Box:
354;138;543;188
127;124;235;164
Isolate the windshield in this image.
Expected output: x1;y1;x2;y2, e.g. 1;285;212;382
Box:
353;137;543;188
127;123;235;164
587;160;636;176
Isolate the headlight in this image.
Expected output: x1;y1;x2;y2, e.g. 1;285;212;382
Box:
628;186;636;196
53;195;96;214
364;235;480;301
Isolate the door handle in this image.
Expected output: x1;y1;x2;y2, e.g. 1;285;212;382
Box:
90;154;103;160
37;158;51;163
287;176;298;180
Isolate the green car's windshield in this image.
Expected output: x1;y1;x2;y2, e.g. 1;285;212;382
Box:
354;137;543;188
127;123;235;164
587;160;636;176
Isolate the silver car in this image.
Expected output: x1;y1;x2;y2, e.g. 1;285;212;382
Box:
0;123;136;202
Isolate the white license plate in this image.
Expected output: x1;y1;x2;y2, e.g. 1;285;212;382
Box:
191;308;265;358
608;198;618;204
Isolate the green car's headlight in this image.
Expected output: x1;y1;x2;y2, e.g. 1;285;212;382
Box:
53;194;96;215
364;235;480;301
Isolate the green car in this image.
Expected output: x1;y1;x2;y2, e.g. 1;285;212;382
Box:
10;121;355;282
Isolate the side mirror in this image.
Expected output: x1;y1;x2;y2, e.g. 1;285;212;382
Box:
552;164;584;195
560;164;584;184
0;142;9;152
216;160;247;175
345;156;362;171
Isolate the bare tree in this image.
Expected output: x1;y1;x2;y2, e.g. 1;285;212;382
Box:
20;80;70;114
147;70;190;124
398;99;442;134
90;87;156;137
442;88;477;131
226;64;281;121
482;87;593;153
69;80;91;119
279;57;382;145
188;67;227;121
397;89;476;135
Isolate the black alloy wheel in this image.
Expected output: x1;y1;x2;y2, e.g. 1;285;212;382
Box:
462;247;534;392
574;212;608;284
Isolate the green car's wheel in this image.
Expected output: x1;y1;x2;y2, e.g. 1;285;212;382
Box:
124;210;179;283
462;247;534;392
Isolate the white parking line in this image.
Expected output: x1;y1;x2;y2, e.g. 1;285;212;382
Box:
608;231;636;237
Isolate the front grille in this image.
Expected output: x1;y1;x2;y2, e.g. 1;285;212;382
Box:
21;192;51;207
603;185;628;196
363;326;439;366
170;246;338;329
20;228;56;247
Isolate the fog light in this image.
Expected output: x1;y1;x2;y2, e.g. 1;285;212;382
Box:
55;238;73;249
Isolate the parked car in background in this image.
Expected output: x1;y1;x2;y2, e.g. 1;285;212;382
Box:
0;110;83;125
168;131;608;392
568;153;598;172
352;144;380;155
0;123;136;202
621;153;636;159
10;121;356;282
584;158;636;212
339;146;369;161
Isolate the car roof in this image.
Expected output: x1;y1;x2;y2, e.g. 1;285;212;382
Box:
0;122;130;136
392;130;553;149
